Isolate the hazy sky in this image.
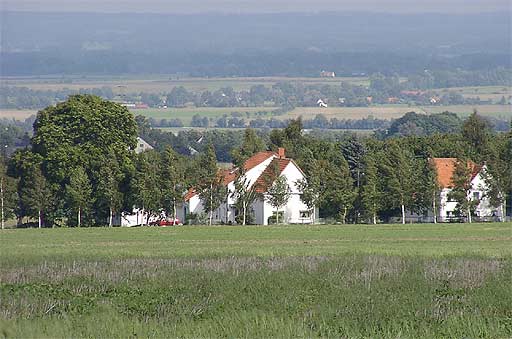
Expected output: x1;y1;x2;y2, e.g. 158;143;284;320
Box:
2;0;511;14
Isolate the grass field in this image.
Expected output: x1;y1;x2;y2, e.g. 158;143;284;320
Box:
437;85;512;101
1;223;511;338
0;76;369;93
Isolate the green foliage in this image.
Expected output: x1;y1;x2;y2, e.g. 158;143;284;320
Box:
447;159;478;222
66;167;93;227
160;146;186;219
387;111;462;137
266;176;290;224
133;151;162;223
197;144;227;225
360;152;382;224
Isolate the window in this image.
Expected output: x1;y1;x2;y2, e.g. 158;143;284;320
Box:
300;210;311;218
473;192;480;200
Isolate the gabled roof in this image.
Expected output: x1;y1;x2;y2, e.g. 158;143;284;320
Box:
184;150;279;201
243;151;277;171
431;158;481;188
253;158;292;193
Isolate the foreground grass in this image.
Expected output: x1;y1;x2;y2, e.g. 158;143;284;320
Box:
1;223;511;338
1;223;511;266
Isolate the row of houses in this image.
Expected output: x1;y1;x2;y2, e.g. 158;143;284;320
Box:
118;139;506;226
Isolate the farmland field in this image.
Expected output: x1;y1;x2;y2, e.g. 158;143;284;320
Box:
0;75;369;93
1;223;511;338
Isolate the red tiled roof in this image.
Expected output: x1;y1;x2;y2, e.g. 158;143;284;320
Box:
243;151;277;171
184;188;197;202
253;158;291;193
184;151;278;201
431;158;481;188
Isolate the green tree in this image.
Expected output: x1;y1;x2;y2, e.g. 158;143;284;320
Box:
197;144;225;225
360;153;382;224
0;159;18;229
448;159;477;223
134;151;162;225
66;167;93;227
232;168;260;225
97;157;123;227
19;166;51;228
231;128;266;167
266;175;290;224
461;111;492;161
325;155;355;224
381;142;415;224
160;146;186;220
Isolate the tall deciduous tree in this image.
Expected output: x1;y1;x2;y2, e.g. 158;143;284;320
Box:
381;141;415;224
325;155;355;224
231;128;266;167
461;111;492;161
266;175;290;224
134;151;162;225
97;157;123;227
160;146;186;220
0;159;17;229
20;166;51;228
66;167;93;227
360;153;382;224
448;159;477;223
232;168;260;225
197;144;226;225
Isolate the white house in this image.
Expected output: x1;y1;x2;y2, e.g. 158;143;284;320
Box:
135;137;154;154
182;148;317;225
431;158;504;222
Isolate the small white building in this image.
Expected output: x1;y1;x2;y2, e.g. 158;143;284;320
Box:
432;158;504;222
183;148;317;225
135;137;154;154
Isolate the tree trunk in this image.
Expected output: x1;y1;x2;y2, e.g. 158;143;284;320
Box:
0;177;4;230
501;200;506;222
109;207;113;227
275;208;279;224
432;192;437;224
401;204;406;224
209;183;213;226
173;198;177;221
372;213;377;225
78;207;81;227
38;210;42;229
342;206;347;224
242;203;247;226
467;206;472;223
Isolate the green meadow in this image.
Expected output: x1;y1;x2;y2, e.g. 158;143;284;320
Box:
1;223;511;338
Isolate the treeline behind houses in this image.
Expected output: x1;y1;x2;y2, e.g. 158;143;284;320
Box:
1;95;510;228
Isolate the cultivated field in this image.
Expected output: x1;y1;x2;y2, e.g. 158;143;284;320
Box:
1;223;511;338
0;76;369;93
1;104;511;126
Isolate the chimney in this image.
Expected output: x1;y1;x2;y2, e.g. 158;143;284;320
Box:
278;147;285;159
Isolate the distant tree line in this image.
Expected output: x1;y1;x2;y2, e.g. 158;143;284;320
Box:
2;68;510;110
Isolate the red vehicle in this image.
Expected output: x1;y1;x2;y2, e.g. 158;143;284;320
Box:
152;218;181;226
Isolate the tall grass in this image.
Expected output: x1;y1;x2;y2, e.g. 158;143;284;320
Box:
1;255;511;338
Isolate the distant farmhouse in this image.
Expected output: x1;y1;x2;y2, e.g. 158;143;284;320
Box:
183;148;316;225
414;158;505;223
320;70;336;78
135;137;154;154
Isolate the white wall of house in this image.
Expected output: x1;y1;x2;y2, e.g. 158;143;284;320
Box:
184;154;316;225
437;167;504;222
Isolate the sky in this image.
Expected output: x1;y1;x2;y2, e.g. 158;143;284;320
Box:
2;0;511;14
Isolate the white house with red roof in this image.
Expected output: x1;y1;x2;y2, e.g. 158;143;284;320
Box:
431;158;504;222
182;148;316;225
